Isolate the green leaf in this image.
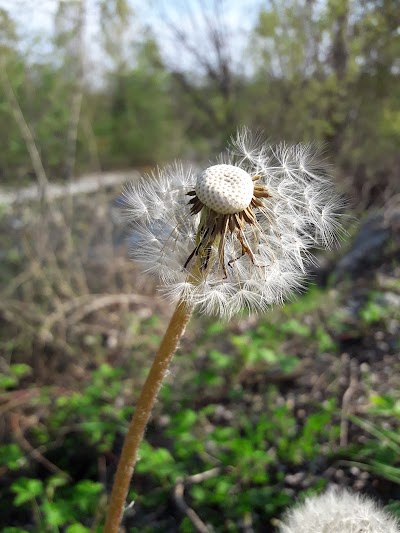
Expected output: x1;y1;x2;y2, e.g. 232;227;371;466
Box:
350;415;400;453
41;500;70;527
70;479;104;513
206;322;226;335
10;364;32;378
316;327;336;352
1;443;25;470
209;350;231;369
172;409;198;431
45;474;69;500
280;319;311;336
11;478;43;506
65;526;91;533
0;375;17;389
74;479;103;494
253;348;278;364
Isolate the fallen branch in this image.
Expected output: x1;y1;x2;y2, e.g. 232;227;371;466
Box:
173;478;211;533
172;467;224;532
10;412;71;480
39;293;148;341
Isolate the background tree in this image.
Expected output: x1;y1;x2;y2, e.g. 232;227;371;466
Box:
0;0;398;207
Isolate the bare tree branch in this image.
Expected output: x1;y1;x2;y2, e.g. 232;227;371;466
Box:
158;0;235;131
0;62;48;199
61;0;86;181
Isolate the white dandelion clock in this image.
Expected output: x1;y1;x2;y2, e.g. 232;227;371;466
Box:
279;487;400;533
122;129;344;319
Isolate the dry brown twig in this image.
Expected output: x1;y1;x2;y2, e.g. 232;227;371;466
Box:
174;480;211;533
0;388;41;415
39;293;147;342
340;356;359;447
10;412;71;480
173;468;223;533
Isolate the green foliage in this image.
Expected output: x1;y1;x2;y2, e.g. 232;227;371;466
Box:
1;273;398;530
10;475;103;531
131;398;337;530
0;363;31;389
233;332;300;372
0;0;398;208
39;364;129;452
0;365;119;530
346;395;400;485
12;478;43;506
2;444;26;471
359;298;391;324
0;10;181;181
0;336;342;531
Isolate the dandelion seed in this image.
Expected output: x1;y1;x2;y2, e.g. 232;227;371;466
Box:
123;128;344;318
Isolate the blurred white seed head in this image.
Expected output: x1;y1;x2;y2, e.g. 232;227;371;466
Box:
279;487;400;533
122;128;345;318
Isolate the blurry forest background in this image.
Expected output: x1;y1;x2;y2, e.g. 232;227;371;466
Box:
0;1;399;532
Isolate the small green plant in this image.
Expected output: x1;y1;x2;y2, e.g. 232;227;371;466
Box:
357;289;399;327
0;364;125;531
45;364;129;452
345;395;400;485
129;396;338;530
359;299;389;324
10;475;104;532
0;363;31;390
1;443;27;471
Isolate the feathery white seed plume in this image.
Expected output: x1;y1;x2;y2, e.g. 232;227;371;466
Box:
122;128;345;318
279;487;400;533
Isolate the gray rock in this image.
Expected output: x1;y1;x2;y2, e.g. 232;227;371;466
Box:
335;209;399;278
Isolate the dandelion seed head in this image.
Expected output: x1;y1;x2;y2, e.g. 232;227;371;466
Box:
122;129;345;318
196;164;254;214
279;487;400;533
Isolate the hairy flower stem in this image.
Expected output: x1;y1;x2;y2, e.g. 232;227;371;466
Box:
104;298;193;532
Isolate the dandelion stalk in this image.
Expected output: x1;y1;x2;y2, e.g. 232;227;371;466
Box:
104;298;193;532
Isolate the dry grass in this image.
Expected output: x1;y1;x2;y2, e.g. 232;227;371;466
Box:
0;186;170;384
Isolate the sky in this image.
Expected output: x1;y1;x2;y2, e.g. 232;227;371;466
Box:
0;0;263;76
